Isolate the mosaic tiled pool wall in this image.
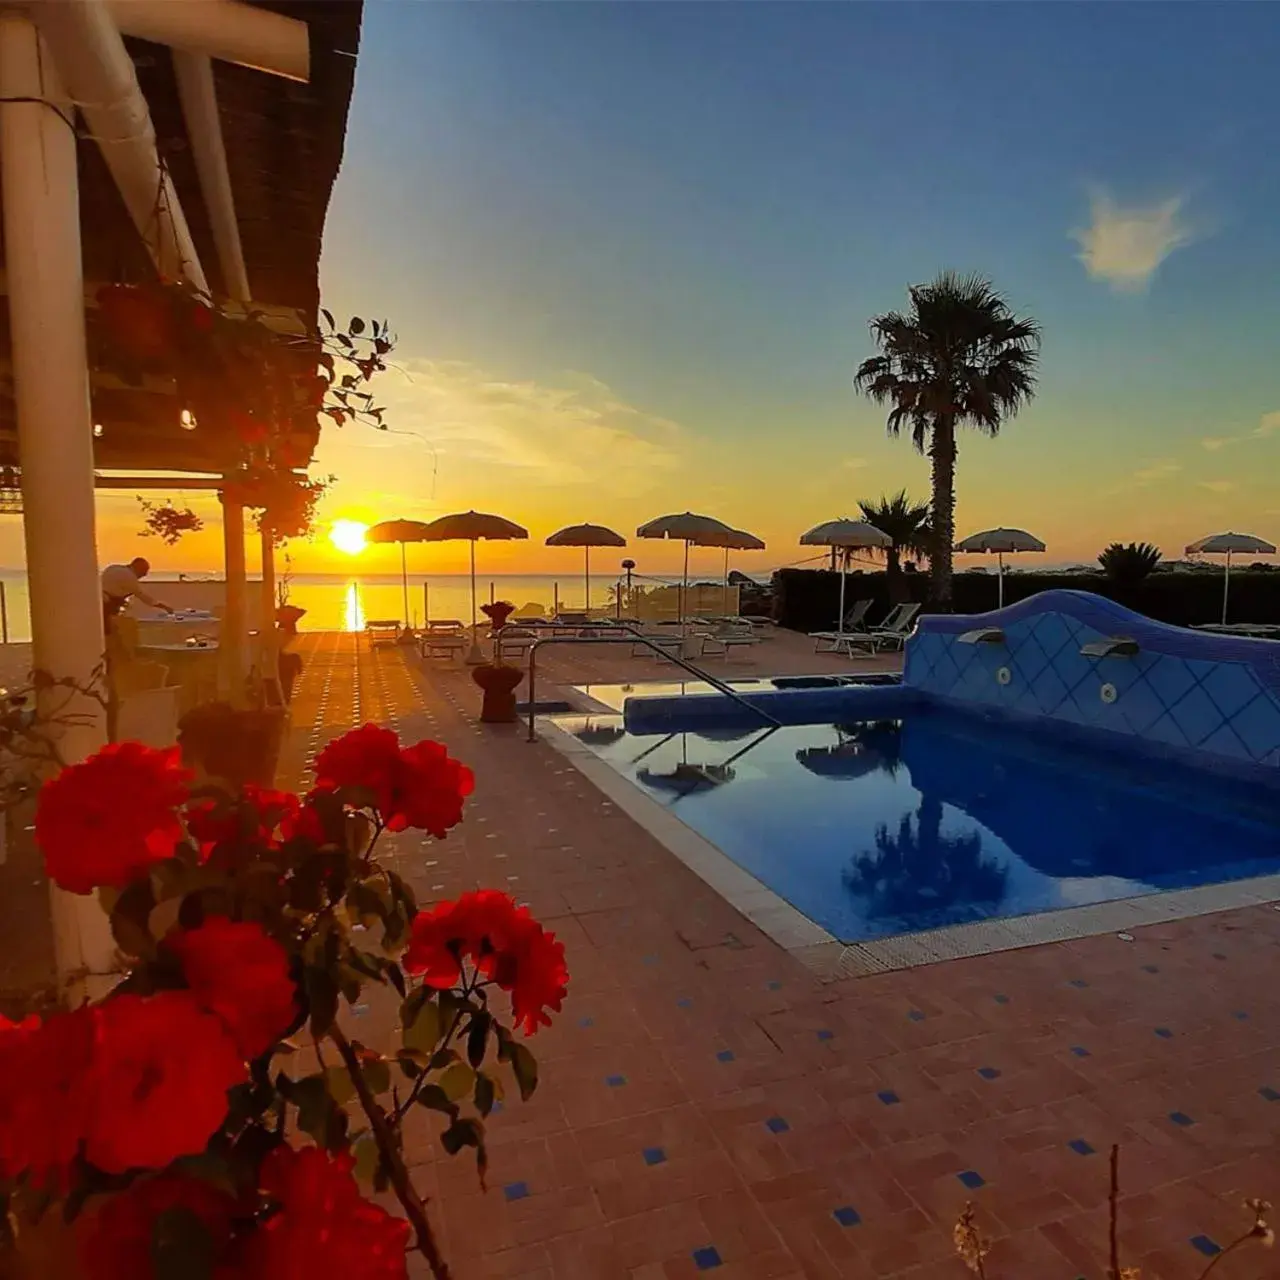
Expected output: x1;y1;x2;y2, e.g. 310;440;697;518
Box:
904;590;1280;780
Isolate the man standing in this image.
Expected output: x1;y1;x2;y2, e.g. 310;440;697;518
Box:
101;557;172;631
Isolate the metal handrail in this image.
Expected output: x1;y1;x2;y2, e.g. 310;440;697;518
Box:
521;626;781;742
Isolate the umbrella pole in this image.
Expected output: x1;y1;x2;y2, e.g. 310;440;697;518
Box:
723;548;730;617
467;538;484;664
1222;549;1232;625
584;545;591;614
400;542;409;629
838;549;847;636
997;551;1005;610
682;539;689;624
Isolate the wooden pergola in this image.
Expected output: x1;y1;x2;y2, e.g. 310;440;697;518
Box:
0;0;363;996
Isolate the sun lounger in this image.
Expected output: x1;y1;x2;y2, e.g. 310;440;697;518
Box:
365;619;401;646
699;620;763;662
841;602;922;653
811;599;872;652
418;620;468;661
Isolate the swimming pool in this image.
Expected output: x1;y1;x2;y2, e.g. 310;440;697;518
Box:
561;706;1280;942
548;592;1280;952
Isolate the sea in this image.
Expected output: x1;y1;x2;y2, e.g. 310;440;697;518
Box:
0;570;762;641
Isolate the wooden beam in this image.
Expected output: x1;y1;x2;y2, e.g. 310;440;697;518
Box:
95;474;223;488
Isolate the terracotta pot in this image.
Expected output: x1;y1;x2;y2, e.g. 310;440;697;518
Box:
3;1200;81;1278
471;663;524;723
177;702;287;787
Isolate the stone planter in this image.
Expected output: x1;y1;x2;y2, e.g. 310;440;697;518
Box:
472;663;524;724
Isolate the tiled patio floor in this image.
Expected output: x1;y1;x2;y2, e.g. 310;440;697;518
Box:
284;632;1280;1280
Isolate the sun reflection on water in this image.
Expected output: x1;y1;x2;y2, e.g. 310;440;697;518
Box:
343;581;365;632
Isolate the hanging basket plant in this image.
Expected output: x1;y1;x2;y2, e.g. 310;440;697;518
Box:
137;498;204;546
224;469;332;546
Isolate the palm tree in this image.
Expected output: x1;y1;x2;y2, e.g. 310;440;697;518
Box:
854;272;1041;608
858;490;931;602
1098;541;1162;586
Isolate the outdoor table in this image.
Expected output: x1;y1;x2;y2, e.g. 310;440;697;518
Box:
138;641;220;713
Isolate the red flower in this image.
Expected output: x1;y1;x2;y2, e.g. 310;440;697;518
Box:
404;891;568;1035
186;785;300;856
280;792;330;843
240;1146;410;1280
76;1172;236;1280
314;725;473;834
36;743;192;893
0;1007;94;1189
232;411;268;444
84;992;246;1173
189;302;215;333
167;918;299;1060
96;284;173;363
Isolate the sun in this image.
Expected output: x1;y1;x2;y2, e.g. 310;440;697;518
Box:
329;519;368;555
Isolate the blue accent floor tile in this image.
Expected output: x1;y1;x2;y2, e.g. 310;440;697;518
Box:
1169;1111;1194;1127
605;1074;627;1088
1070;1046;1091;1058
877;1090;900;1105
1068;1139;1095;1156
908;1009;926;1021
1259;1086;1280;1102
765;1116;790;1134
1068;979;1089;989
1142;964;1160;974
692;1246;723;1270
766;981;782;991
676;997;692;1008
817;1029;834;1041
642;954;658;965
1154;1027;1174;1039
491;1101;504;1114
503;1181;529;1202
579;1017;594;1028
716;1049;735;1063
977;1067;1001;1080
1233;1010;1249;1020
1190;1235;1221;1257
993;993;1010;1004
832;1205;861;1227
957;1170;986;1189
642;1147;666;1166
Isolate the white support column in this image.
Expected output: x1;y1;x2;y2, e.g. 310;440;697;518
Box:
220;491;248;706
260;523;278;700
0;13;117;1001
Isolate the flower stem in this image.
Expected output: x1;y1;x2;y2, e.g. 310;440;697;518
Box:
1108;1144;1120;1280
328;1023;451;1280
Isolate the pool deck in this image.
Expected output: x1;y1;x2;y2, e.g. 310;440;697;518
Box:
279;629;1280;1280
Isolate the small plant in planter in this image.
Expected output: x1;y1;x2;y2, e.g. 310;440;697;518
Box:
137;499;204;546
0;724;567;1279
472;603;523;724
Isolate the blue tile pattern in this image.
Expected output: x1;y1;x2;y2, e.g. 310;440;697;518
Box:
832;1206;861;1227
1068;1139;1095;1156
643;1147;667;1166
605;1074;627;1087
1070;1046;1091;1058
1155;1027;1174;1039
765;1116;790;1134
692;1246;723;1270
1259;1086;1280;1102
904;591;1280;772
817;1029;835;1041
957;1170;986;1189
877;1090;900;1105
1190;1235;1221;1258
1169;1111;1194;1127
977;1067;1001;1080
716;1050;736;1063
503;1181;529;1202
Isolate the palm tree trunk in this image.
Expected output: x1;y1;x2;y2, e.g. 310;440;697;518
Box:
929;414;957;608
885;547;904;604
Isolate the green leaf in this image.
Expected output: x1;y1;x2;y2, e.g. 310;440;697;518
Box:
288;1074;348;1152
473;1071;495;1117
321;308;335;329
352;1132;379;1186
147;895;182;942
414;1084;457;1116
349;316;365;336
110;878;157;958
362;1057;392;1097
466;1011;491;1069
304;967;340;1038
324;1065;357;1107
438;1061;475;1102
402;996;441;1055
508;1042;538;1102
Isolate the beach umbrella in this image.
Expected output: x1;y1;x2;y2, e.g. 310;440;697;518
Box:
695;526;766;616
955;527;1046;608
366;519;433;628
545;523;627;613
1186;531;1277;624
421;510;528;662
637;762;736;800
637;512;736;621
800;519;892;638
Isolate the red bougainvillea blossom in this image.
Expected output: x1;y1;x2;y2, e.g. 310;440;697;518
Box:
240;1146;411;1280
404;891;569;1035
314;724;474;834
0;1008;94;1189
36;743;192;893
167;918;299;1059
186;784;300;856
83;992;246;1174
76;1172;237;1280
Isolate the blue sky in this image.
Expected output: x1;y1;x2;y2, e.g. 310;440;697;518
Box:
291;0;1280;573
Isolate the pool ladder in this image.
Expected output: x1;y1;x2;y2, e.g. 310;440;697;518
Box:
521;627;782;743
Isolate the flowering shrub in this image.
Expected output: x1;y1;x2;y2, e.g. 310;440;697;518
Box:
0;726;566;1280
137;498;205;546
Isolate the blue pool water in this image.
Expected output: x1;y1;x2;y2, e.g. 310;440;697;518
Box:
561;706;1280;943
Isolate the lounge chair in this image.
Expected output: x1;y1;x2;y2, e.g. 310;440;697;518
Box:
494;626;538;662
699;619;762;662
811;599;872;652
418;620;468;662
843;602;922;653
365;619;401;646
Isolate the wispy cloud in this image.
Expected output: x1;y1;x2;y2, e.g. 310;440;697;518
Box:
1199;410;1280;451
1132;458;1182;486
1071;190;1195;291
1199;479;1235;494
842;457;869;471
363;359;684;488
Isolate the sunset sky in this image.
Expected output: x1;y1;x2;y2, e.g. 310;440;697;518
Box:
81;2;1280;575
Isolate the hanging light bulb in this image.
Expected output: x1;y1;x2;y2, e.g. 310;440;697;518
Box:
92;423;104;437
180;409;197;430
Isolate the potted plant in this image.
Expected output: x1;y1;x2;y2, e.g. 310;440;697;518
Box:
471;602;524;724
177;699;287;788
1;725;567;1279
